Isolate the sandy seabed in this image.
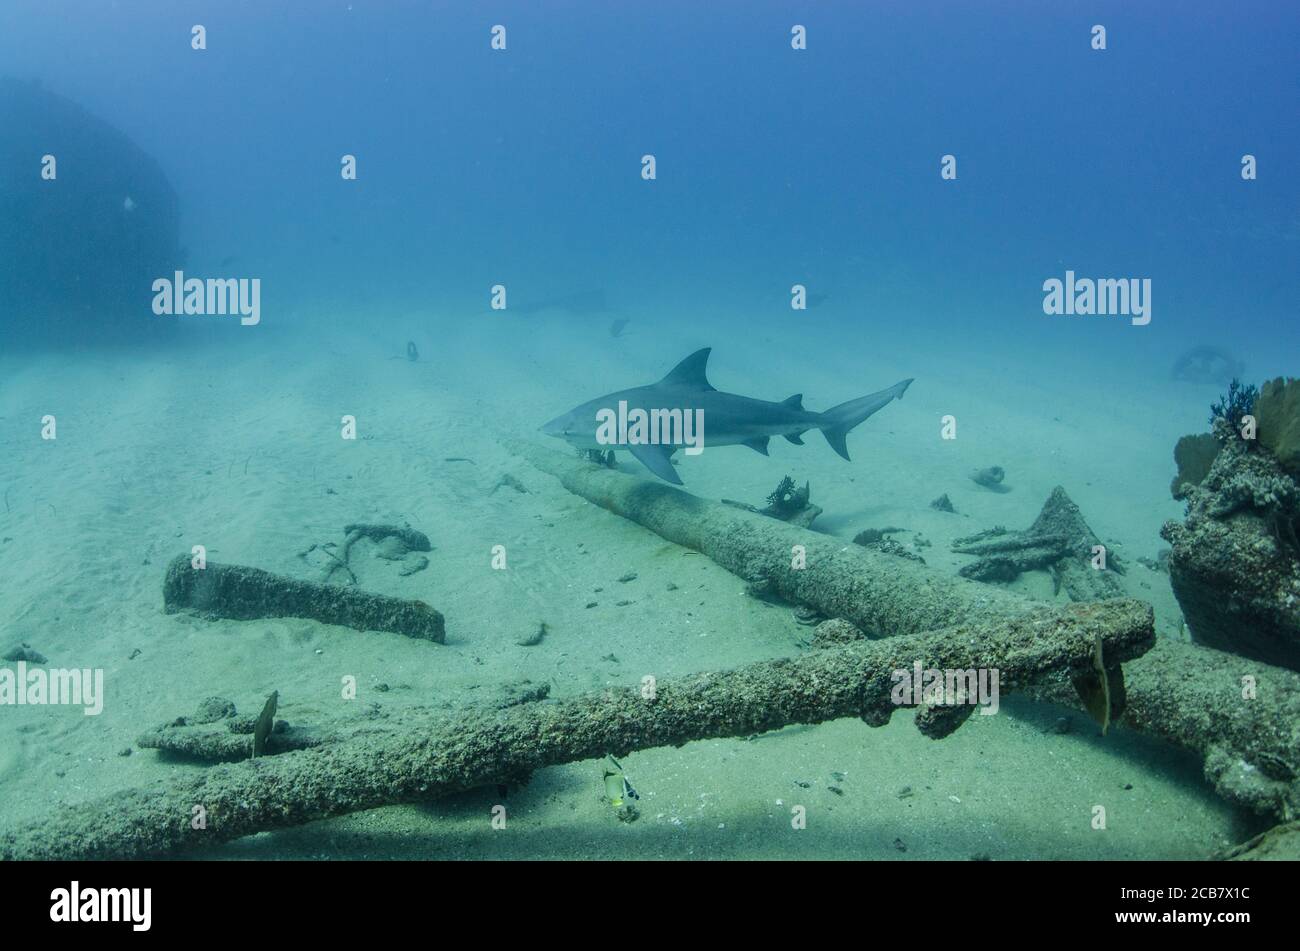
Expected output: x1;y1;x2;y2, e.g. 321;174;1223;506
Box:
0;308;1255;859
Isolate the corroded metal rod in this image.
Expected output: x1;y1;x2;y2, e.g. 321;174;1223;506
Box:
0;599;1152;860
511;441;1300;819
162;554;445;642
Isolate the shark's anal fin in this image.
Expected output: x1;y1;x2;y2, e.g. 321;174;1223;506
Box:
628;442;683;484
783;433;805;445
741;436;771;455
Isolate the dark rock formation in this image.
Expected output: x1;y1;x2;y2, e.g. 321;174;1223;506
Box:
1162;419;1300;670
0;78;183;345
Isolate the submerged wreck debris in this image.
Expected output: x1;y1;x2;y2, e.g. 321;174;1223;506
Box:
792;605;825;626
507;442;1300;822
1170;432;1221;500
507;439;1031;635
723;475;822;528
0;601;1152;859
969;466;1009;492
308;522;433;583
342;523;432;558
810;618;866;648
1113;638;1300;818
193;696;237;723
162;554;446;642
1218;820;1300;861
952;486;1125;601
136;680;553;766
139;692;322;762
1171;345;1245;386
930;493;955;513
136;721;321;762
1161;417;1300;670
852;527;903;545
853;527;924;564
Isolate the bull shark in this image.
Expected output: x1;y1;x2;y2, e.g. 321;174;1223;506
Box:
541;348;913;484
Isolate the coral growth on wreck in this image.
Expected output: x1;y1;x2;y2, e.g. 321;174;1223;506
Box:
765;475;810;517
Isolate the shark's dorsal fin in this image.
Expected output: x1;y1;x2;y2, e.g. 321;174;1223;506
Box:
659;348;715;391
781;393;804;410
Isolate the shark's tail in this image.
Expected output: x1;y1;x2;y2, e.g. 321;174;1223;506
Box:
818;378;913;461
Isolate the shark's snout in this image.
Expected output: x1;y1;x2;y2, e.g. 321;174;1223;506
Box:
540;414;570;439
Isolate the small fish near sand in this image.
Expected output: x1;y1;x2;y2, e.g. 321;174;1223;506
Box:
541;348;913;484
252;690;278;759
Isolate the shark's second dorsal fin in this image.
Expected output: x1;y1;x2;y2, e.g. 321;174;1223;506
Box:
781;393;804;410
659;348;715;391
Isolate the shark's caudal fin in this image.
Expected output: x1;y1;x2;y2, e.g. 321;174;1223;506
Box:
819;378;913;461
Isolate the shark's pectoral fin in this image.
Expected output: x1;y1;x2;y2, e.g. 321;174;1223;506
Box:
783;432;806;445
628;442;683;484
741;436;771;455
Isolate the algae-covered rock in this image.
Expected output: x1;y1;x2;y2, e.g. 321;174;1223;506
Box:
810;618;866;648
1170;432;1220;500
1162;419;1300;670
1255;377;1300;474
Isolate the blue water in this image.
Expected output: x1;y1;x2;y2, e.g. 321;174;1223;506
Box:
3;2;1295;353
